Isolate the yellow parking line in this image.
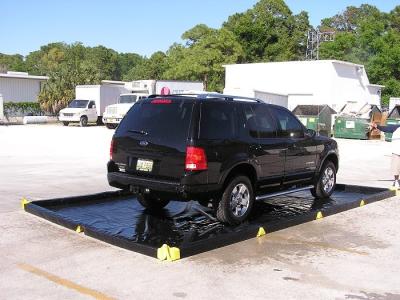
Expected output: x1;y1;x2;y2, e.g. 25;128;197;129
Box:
18;263;115;300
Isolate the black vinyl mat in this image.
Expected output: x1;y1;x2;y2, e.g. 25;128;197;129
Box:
25;184;394;260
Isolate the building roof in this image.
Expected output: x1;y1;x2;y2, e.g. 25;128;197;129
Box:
0;71;48;81
223;60;365;68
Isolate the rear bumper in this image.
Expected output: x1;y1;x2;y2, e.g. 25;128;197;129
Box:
107;171;220;199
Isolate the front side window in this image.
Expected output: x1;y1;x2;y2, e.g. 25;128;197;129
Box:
88;101;95;108
269;107;304;138
200;102;237;140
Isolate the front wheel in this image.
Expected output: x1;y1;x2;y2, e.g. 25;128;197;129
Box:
137;193;170;210
80;116;88;127
105;123;117;129
311;161;336;199
216;175;254;225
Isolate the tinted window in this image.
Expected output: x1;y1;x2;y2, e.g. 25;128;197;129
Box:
117;99;193;146
242;104;277;138
200;102;237;139
88;101;95;108
269;107;304;138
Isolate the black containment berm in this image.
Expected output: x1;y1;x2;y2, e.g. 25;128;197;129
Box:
23;184;395;261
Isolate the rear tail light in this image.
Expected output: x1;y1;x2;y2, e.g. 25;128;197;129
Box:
151;99;172;104
110;139;116;160
185;146;208;171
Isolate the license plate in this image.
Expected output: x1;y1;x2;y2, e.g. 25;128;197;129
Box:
136;159;153;172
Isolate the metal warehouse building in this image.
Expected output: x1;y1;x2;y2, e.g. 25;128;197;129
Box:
0;71;48;103
223;60;383;112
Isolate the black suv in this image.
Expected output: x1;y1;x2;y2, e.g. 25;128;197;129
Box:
108;94;339;225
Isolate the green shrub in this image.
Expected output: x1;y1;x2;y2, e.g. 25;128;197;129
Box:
4;102;44;118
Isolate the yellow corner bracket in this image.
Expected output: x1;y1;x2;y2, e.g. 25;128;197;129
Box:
389;186;400;196
21;198;30;210
75;225;84;233
256;227;266;237
157;244;180;262
316;211;323;220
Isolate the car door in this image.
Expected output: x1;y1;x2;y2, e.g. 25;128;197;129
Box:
268;106;317;185
87;101;98;122
240;103;287;188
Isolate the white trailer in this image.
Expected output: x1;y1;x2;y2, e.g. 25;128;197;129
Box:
59;85;127;127
103;80;204;129
224;60;384;111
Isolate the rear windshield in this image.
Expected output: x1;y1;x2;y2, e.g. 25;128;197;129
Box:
117;99;194;147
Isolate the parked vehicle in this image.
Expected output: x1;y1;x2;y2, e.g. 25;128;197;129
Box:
102;80;203;129
59;85;127;126
103;93;148;129
107;93;339;225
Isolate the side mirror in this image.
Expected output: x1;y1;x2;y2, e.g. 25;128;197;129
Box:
305;128;316;138
92;105;96;109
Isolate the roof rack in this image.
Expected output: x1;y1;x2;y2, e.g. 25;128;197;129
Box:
148;93;261;103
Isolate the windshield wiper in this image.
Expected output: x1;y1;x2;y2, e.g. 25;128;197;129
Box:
128;129;148;135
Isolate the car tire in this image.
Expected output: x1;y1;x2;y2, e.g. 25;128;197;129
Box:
106;123;117;129
216;175;254;225
137;193;170;210
62;121;69;126
80;116;88;127
311;161;336;199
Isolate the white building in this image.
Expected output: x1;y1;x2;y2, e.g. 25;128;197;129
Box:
0;71;48;103
223;60;383;112
0;94;3;120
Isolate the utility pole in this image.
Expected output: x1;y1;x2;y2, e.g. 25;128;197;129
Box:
305;29;335;60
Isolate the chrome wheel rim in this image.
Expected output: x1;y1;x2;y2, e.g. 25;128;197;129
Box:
230;183;250;217
322;166;335;193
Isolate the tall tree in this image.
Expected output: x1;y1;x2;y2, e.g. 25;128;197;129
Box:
223;0;310;62
164;26;244;91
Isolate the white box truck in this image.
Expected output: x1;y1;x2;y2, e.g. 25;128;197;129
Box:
59;85;128;127
103;80;204;129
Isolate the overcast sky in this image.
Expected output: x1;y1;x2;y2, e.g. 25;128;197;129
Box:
1;0;398;57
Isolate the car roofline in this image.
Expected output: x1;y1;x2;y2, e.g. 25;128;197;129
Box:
147;93;262;103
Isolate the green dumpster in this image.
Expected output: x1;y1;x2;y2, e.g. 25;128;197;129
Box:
334;103;382;140
385;106;400;142
292;105;336;137
334;117;369;139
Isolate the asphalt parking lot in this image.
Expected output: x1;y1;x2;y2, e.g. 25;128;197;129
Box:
1;124;400;300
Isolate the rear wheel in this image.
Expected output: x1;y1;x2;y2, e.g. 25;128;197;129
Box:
62;121;69;126
216;175;254;225
80;116;88;127
106;123;117;129
137;193;170;210
311;161;336;199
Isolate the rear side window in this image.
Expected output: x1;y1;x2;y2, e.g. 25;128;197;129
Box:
242;104;277;138
269;106;304;138
117;99;194;146
200;102;237;140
